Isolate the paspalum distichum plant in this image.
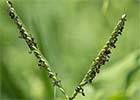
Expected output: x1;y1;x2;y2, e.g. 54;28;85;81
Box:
7;1;127;100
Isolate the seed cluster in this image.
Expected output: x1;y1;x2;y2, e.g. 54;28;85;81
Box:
69;14;127;99
88;14;127;83
7;1;68;99
7;1;127;100
7;1;49;70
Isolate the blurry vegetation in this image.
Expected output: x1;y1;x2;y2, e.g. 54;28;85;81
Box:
0;0;140;100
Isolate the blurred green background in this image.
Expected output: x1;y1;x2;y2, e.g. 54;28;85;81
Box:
0;0;140;100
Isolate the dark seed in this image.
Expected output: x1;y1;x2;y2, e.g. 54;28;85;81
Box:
75;86;80;92
82;92;85;96
104;49;111;55
118;31;122;35
38;63;42;66
9;11;15;19
48;72;54;78
96;68;100;73
120;27;124;32
7;1;13;6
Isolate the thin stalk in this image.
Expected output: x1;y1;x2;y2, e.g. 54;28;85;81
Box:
6;1;69;99
54;85;57;100
69;14;127;100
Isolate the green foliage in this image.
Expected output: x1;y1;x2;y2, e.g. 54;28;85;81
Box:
0;0;140;100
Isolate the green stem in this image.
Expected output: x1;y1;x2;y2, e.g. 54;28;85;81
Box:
6;1;68;99
69;14;127;100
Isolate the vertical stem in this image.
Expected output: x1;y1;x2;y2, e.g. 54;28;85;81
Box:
54;86;57;100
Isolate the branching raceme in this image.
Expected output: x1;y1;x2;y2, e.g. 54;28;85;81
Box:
69;14;127;100
6;1;69;99
6;1;127;100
